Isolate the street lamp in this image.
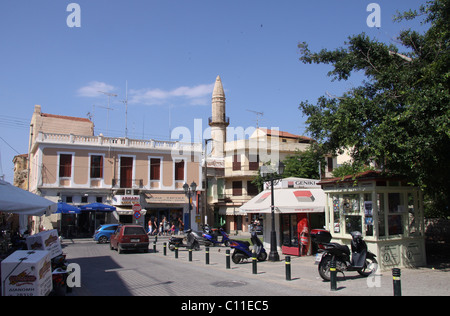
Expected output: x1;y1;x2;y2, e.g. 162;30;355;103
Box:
260;161;285;262
183;181;197;230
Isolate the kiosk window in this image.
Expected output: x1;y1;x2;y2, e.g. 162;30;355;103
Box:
342;194;361;234
388;193;404;236
377;193;386;237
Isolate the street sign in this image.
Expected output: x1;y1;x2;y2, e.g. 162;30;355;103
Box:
132;203;142;212
133;204;142;220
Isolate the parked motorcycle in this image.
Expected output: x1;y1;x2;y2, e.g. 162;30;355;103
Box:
315;231;378;281
229;231;267;264
168;229;201;251
202;224;230;247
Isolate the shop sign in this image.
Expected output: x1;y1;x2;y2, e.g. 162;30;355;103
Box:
112;195;140;206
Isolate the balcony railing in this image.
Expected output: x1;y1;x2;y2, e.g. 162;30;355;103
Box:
112;178;144;189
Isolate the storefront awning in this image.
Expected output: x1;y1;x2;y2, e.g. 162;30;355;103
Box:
240;188;326;214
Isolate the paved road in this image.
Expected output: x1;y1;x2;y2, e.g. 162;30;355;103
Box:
63;237;450;297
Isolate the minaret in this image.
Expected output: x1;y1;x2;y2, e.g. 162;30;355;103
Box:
209;75;229;157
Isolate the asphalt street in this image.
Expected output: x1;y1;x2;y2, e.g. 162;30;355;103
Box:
63;237;450;297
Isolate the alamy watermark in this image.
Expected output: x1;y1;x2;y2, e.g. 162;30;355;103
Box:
66;3;81;28
367;3;381;28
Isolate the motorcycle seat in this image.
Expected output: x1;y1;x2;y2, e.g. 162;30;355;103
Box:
325;242;350;255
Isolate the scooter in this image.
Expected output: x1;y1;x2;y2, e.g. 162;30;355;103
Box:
229;231;267;264
202;224;230;247
168;229;201;251
315;231;378;281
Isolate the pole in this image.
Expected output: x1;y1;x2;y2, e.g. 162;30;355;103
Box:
206;247;210;265
252;250;257;274
285;256;291;281
226;249;230;269
330;259;337;291
392;268;402;296
268;177;280;261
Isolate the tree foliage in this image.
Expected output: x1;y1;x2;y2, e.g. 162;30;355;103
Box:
298;0;450;217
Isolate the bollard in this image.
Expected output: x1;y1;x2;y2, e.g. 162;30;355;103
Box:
163;242;167;256
226;250;231;269
189;248;192;261
175;246;178;259
252;251;257;274
285;256;291;281
330;259;337;291
153;241;156;253
155;235;158;243
205;247;210;265
392;268;402;296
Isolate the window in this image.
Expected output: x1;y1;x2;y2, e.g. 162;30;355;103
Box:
232;181;242;196
247;181;259;196
327;157;333;172
233;153;241;171
150;158;161;180
59;154;72;178
249;154;259;171
175;160;185;181
90;155;103;178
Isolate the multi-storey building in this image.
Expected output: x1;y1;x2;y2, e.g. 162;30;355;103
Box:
28;105;203;236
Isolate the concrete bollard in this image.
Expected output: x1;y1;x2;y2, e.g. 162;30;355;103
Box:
252;251;257;274
330;259;337;291
392;268;402;296
285;256;291;281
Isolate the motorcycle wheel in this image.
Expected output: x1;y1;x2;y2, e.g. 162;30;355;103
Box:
318;255;338;281
257;252;267;262
232;252;246;264
168;243;176;251
357;257;378;277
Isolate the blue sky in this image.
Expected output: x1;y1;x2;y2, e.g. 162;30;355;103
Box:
0;0;427;182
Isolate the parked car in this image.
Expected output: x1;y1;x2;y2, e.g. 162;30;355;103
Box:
94;224;119;244
110;225;149;254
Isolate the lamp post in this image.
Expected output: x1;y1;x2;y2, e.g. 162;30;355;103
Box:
204;138;213;226
183;181;197;230
260;161;285;262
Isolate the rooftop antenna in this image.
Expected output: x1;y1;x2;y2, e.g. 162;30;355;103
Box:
246;109;264;137
119;81;129;138
98;91;118;136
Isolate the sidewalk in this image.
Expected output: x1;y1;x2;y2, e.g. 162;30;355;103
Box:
149;237;450;296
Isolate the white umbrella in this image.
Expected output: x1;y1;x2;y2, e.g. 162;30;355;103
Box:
0;180;56;216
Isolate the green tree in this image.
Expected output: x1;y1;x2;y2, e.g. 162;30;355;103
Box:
252;146;325;192
298;0;450;217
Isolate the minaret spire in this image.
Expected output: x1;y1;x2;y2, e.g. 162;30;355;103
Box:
209;75;229;157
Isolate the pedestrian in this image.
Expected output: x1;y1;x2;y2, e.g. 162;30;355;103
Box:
147;220;153;236
170;222;175;236
159;222;163;236
178;218;184;235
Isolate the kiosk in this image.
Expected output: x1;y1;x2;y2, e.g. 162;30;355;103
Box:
319;171;426;271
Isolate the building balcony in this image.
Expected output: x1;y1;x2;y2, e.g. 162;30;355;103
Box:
34;132;202;153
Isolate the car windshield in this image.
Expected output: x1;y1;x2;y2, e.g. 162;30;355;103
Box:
124;227;146;235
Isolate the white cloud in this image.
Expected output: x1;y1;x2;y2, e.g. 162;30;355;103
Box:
77;81;116;97
129;83;215;106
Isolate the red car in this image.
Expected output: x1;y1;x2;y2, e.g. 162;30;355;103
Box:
110;225;149;254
